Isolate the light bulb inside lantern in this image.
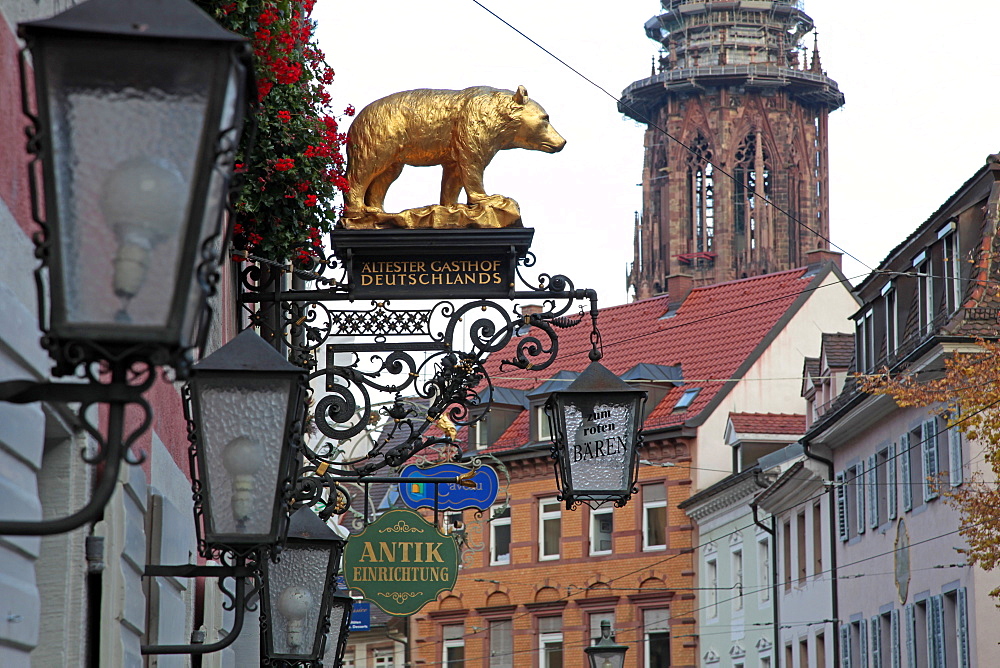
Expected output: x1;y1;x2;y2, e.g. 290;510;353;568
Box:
221;436;265;527
100;157;185;316
277;585;314;648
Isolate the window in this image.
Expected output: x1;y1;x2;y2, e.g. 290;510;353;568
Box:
590;508;613;555
687;133;715;254
643;484;667;551
920;419;940;503
733;131;770;263
732;548;744;611
706;556;719;619
853;463;866;536
813;502;823;576
940;223;961;315
643;608;670;668
835;471;849;541
948;424;964;487
856;308;876;372
589;612;615;645
489;619;513;668
782;519;792;591
443;624;465;667
915;254;934;335
342;650;356;668
534;405;551;441
796;512;806;584
490;505;511;565
674;388;700;411
539;498;561;560
799;638;809;667
758;536;771;604
883;283;898;358
816;633;826;668
373;649;395;667
470;418;489;450
539;616;563;668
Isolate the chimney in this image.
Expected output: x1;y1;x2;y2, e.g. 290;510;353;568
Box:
804;249;842;271
521;304;543;316
666;274;693;310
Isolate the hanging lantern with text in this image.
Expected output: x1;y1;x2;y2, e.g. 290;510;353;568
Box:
546;361;646;509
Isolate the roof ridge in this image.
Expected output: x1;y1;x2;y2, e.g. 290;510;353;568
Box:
689;266;808;292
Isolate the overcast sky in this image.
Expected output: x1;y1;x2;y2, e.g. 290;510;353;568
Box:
316;0;1000;307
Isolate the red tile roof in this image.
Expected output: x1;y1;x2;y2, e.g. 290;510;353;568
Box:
728;412;806;436
481;266;826;451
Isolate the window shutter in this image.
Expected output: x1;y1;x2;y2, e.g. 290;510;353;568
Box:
927;594;948;668
957;587;970;668
949;427;963;487
871;615;882;668
905;603;916;668
860;618;869;668
868;455;879;529
900;433;912;512
888;443;898;520
836;471;849;541
890;608;901;668
922;419;939;502
841;623;853;668
856;464;866;535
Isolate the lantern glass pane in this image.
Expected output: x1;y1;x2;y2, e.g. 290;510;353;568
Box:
199;376;292;538
41;36;225;333
589;649;626;668
563;398;636;492
268;545;330;657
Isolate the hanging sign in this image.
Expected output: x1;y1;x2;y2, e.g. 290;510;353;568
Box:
398;463;500;511
343;509;459;616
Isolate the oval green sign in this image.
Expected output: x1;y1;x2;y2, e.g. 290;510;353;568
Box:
343;508;459;616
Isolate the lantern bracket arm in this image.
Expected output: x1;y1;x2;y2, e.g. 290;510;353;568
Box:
0;371;148;536
0;378;143;405
140;565;250;656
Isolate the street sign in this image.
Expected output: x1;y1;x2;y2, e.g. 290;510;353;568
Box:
398;463;500;511
343;509;459;616
349;601;370;632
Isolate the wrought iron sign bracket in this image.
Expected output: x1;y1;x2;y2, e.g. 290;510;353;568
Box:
140;561;256;656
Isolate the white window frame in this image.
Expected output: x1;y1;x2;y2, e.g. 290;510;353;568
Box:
643;608;670;668
534;405;551;441
490;505;511;566
732;547;744;612
757;535;771;605
883;281;898;357
948;424;964;487
921;419;939;502
443;625;465;667
642;484;667;551
706;556;719;620
916;257;934;335
539;632;563;668
538;497;561;560
590;507;614;556
470;418;489;450
939;224;961;314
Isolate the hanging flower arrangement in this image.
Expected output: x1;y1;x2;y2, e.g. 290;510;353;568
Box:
196;0;350;265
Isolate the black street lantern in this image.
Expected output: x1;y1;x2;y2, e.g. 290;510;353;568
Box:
585;620;629;668
546;361;647;509
19;0;254;372
187;329;306;553
260;507;352;665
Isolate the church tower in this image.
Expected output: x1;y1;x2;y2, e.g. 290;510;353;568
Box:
622;1;844;298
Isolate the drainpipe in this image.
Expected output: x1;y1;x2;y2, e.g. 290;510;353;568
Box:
803;441;839;668
751;472;779;666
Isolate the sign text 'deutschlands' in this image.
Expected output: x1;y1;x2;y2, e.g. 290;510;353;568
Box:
343;509;459;616
349;255;511;298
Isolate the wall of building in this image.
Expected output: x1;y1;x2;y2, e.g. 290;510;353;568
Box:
694;269;858;490
410;440;696;668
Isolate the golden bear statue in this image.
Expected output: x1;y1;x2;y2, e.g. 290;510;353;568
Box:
341;86;565;230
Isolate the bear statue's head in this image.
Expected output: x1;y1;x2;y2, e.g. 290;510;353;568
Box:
510;85;566;154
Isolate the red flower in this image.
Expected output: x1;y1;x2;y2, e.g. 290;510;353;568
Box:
277;110;292;123
273;158;295;172
304;194;318;207
344;105;356;117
